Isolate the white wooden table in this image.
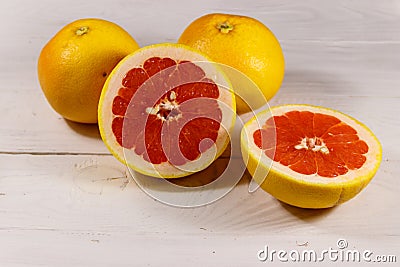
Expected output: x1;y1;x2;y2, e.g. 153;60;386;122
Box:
1;0;399;266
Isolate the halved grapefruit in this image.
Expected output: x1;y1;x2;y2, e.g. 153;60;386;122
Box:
98;43;236;178
241;104;382;208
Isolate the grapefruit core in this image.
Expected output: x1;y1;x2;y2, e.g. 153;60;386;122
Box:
98;44;236;178
241;105;382;208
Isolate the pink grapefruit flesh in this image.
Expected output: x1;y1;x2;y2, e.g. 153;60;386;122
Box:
98;44;236;178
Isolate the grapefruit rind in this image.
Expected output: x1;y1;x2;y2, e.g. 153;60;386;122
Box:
98;43;236;178
241;104;382;209
177;13;285;114
38;18;140;123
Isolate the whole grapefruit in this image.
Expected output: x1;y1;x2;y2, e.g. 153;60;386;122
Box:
37;18;140;123
178;13;285;113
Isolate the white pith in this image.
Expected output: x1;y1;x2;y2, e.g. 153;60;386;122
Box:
294;137;329;154
241;105;382;184
98;44;236;178
145;92;182;122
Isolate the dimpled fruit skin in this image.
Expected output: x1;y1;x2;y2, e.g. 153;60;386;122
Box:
37;18;140;123
178;13;285;113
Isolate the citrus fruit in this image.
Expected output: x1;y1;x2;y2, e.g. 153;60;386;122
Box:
178;13;285;114
241;104;382;209
37;18;140;123
98;43;236;178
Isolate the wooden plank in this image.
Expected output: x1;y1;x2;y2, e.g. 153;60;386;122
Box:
280;42;400;98
2;34;400;155
2;0;400;45
0;154;398;235
0;154;399;265
0;90;108;154
0;91;397;158
1;0;400;90
3;41;400;95
1;231;399;266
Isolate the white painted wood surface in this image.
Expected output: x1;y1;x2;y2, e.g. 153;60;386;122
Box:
1;0;399;266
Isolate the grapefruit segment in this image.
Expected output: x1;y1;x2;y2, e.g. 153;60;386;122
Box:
241;104;382;208
99;43;235;178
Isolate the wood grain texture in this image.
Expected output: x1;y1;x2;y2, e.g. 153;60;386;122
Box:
0;154;399;266
1;0;399;266
0;154;398;235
